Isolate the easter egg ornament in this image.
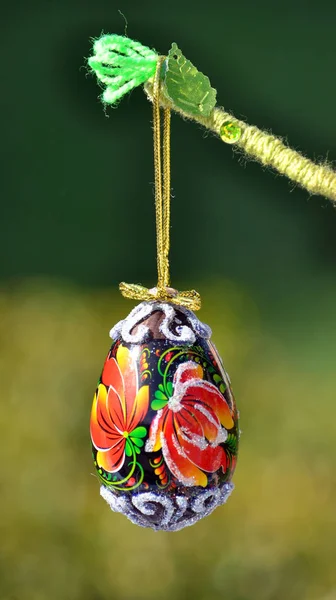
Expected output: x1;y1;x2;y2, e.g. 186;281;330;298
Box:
87;34;336;530
88;43;239;531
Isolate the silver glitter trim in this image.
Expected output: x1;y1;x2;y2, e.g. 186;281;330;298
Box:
100;482;234;532
179;427;208;450
110;302;153;344
109;301;212;344
158;303;195;344
160;432;196;487
144;410;162;452
177;305;212;339
132;492;175;528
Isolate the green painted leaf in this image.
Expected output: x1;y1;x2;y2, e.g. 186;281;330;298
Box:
225;433;238;455
134;445;141;455
166;381;174;397
154;390;167;401
163;43;217;117
213;373;226;393
158;383;165;392
125;439;133;457
151;399;168;411
130;436;144;448
131;426;147;438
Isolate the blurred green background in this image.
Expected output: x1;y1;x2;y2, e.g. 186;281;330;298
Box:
1;0;336;599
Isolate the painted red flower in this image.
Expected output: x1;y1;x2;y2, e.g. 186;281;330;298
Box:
146;361;234;487
90;345;149;473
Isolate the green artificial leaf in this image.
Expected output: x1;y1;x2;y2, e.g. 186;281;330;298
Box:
163;43;217;117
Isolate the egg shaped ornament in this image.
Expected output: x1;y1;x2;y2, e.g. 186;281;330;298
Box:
90;301;239;531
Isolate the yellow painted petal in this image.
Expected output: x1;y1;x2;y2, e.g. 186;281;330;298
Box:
90;384;107;425
116;344;131;377
96;443;125;473
128;385;149;429
116;344;137;423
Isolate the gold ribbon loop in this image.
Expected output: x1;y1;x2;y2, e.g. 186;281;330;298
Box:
119;282;201;311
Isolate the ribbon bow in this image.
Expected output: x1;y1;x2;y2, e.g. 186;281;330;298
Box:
119;283;201;311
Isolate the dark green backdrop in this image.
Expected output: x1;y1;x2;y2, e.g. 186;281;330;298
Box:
2;0;335;300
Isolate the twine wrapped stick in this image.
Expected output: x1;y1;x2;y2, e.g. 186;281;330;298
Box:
87;34;336;310
88;34;336;203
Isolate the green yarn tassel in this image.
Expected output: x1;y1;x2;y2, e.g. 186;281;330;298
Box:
88;34;158;104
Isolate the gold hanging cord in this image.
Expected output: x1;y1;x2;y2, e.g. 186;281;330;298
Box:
153;57;171;290
119;57;201;310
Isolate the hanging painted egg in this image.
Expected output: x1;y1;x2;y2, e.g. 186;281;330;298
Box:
90;301;239;531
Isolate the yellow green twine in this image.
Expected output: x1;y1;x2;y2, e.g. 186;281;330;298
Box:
144;82;336;203
88;34;336;203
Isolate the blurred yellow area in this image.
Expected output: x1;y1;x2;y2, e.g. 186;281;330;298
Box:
1;279;335;600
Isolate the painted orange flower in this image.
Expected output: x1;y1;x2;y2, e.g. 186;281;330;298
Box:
146;361;234;487
90;345;149;473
